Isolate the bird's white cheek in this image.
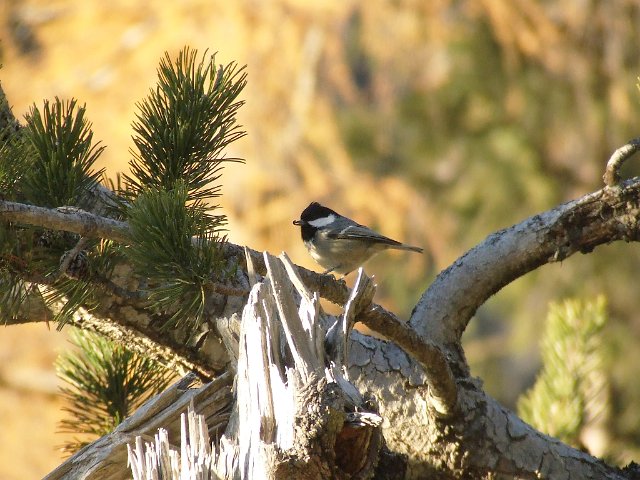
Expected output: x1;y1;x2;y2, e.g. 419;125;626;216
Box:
308;214;336;228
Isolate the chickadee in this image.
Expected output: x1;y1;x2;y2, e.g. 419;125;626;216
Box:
293;201;423;275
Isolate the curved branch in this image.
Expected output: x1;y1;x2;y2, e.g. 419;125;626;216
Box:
358;304;458;417
411;174;640;368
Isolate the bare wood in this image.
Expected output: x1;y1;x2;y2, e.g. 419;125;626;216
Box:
229;253;382;479
128;405;216;480
44;373;233;480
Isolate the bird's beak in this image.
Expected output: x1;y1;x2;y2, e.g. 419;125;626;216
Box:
293;220;303;226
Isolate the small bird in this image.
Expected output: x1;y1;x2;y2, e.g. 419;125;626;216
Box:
293;201;423;276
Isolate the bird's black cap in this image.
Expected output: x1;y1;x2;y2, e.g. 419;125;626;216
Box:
293;202;339;242
298;202;339;223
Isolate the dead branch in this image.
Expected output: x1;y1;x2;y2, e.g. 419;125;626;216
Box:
44;373;233;480
214;254;384;478
603;137;640;187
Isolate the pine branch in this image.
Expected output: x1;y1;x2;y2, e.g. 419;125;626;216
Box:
518;297;611;452
0;48;248;335
22;98;105;208
125;48;246;202
0;200;130;242
125;184;229;330
56;328;175;454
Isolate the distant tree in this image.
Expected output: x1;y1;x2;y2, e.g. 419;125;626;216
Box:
2;48;640;479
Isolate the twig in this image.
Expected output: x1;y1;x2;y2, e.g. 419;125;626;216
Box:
603;137;640;187
58;236;89;278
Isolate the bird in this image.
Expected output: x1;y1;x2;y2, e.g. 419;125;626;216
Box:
293;201;423;276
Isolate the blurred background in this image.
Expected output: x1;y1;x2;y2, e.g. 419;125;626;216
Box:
2;0;640;477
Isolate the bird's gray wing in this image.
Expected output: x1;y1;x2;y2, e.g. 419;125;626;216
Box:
327;224;404;247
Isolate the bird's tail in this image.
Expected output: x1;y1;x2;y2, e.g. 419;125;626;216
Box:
393;244;423;253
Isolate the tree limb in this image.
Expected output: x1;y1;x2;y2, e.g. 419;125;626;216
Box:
9;171;640;422
4;152;640;477
0;201;130;243
411;176;640;364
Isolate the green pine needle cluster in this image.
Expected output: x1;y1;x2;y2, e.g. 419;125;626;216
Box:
125;48;246;201
0;48;246;452
0;125;32;198
121;48;246;331
35;237;119;328
0;48;246;331
1;97;109;325
0;272;32;322
56;328;175;454
23;98;105;208
0;116;38;323
518;296;610;450
43;277;95;326
126;184;228;329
